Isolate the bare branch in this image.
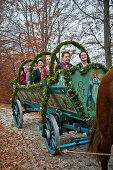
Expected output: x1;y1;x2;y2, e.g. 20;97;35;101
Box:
73;0;104;22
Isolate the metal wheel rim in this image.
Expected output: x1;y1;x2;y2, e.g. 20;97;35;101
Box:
13;99;23;128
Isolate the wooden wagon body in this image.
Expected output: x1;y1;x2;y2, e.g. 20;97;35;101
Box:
11;41;108;154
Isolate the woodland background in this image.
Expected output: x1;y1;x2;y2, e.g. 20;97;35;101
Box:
0;0;113;103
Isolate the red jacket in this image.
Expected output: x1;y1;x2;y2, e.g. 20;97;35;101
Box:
41;67;46;81
20;72;27;85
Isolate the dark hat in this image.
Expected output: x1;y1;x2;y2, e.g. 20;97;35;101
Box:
21;59;25;63
37;59;44;63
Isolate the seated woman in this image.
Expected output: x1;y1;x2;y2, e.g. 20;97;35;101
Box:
20;66;28;85
77;51;88;69
55;51;73;72
33;59;46;84
17;59;26;81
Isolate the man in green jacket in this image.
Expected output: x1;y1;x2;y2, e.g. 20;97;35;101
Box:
33;59;44;84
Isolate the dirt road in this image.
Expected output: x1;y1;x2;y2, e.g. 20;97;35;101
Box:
0;104;113;169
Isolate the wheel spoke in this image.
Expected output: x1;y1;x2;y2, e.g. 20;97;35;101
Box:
51;138;56;147
52;134;55;140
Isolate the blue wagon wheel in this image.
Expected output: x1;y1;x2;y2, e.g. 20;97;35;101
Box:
45;114;60;155
13;99;23;128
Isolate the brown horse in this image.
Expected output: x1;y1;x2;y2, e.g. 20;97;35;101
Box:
88;68;113;170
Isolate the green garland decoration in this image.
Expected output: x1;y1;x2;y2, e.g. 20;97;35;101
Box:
70;62;109;74
11;87;19;109
11;78;20;87
40;88;51;125
11;81;45;108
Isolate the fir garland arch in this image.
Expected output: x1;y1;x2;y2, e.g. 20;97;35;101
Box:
49;40;90;77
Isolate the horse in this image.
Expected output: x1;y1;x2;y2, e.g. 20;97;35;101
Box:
88;68;113;170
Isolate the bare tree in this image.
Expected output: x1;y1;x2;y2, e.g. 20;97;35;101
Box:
104;0;112;67
72;0;113;67
1;0;74;72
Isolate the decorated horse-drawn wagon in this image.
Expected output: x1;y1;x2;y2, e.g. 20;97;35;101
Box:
11;41;108;155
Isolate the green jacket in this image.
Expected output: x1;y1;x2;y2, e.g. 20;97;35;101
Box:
33;68;41;84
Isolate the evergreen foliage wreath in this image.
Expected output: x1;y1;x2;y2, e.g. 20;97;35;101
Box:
49;40;90;77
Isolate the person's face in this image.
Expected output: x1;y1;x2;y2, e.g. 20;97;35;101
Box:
24;66;28;73
62;53;71;64
38;61;44;68
80;52;87;62
46;56;51;65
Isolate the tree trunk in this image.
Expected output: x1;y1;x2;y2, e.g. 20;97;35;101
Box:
104;0;112;67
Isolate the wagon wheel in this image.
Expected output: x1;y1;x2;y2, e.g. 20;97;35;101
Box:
45;114;60;155
13;99;23;128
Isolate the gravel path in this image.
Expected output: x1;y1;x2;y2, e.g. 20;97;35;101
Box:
0;104;113;170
